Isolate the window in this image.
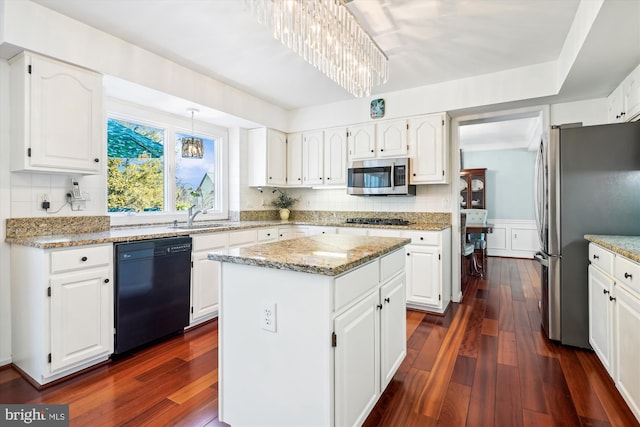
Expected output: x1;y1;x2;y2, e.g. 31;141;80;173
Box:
106;103;228;223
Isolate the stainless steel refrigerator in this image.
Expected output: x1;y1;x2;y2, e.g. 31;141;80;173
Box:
534;121;640;349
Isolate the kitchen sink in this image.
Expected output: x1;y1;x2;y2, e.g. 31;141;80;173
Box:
169;223;226;230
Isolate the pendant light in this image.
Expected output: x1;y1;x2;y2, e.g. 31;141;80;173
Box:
181;108;204;159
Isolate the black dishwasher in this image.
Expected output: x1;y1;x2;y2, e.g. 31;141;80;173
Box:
114;237;192;354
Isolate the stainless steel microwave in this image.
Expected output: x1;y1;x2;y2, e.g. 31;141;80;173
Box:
347;158;416;196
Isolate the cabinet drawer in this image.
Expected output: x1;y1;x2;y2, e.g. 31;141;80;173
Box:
50;244;112;274
192;232;228;252
615;255;640;296
257;228;278;242
380;249;405;282
403;230;440;245
589;243;615;276
228;230;257;247
334;260;379;313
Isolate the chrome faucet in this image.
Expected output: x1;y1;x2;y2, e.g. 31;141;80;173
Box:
187;205;206;227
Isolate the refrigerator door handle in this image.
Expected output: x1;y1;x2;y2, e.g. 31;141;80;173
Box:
534;251;548;267
534;141;544;250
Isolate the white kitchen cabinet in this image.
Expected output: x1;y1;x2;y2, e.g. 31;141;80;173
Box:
405;228;452;313
348;124;376;160
607;63;640;123
588;264;615;376
190;233;229;326
334;290;380;427
217;247;406;426
379;272;407;390
588;242;640;422
323;127;348;186
623;64;640;122
306;226;338;235
613;283;640;421
247;128;287;187
278;225;308;240
607;85;625;123
409;113;449;184
11;243;113;385
302;130;324;186
228;229;258;248
376;119;408;158
9;51;104;174
287;132;304;186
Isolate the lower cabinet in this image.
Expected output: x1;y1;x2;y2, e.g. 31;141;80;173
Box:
588;264;614;375
588;242;640;422
190;233;229;326
334;271;406;427
11;243;114;386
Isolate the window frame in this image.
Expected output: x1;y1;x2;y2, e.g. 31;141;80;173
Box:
107;98;228;226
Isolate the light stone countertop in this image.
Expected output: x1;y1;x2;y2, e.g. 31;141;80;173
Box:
584;235;640;263
6;220;450;249
208;234;411;276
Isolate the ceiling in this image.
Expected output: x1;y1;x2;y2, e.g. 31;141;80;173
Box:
27;0;640;144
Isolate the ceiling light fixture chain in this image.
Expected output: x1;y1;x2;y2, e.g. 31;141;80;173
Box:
243;0;388;97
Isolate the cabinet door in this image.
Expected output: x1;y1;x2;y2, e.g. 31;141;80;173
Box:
380;273;406;390
376;119;407;157
348;124;376;161
324;127;348;185
27;54;103;173
588;265;614;376
613;284;640;420
406;245;440;307
623;65;640;121
287;132;304;186
302;131;324;186
334;290;380;427
607;84;625;123
267;129;287;186
191;251;220;323
409;114;447;184
49;267;113;372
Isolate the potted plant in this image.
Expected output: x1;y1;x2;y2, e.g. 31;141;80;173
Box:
271;189;298;220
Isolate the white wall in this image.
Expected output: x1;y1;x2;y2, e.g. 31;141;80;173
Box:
550;98;608;126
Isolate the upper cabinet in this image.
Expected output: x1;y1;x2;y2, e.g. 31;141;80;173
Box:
302;130;324;186
347;120;408;161
323;127;348;186
347;124;376;160
248;128;287;187
375;119;408;158
9;51;104;174
409;113;449;184
607;63;640;123
287;132;304;186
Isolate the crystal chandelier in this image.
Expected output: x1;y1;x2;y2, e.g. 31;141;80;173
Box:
243;0;389;97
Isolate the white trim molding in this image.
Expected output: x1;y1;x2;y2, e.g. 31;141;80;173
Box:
486;219;537;259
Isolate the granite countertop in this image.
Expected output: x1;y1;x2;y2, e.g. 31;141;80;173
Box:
208;234;411;276
584;235;640;263
6;220;450;249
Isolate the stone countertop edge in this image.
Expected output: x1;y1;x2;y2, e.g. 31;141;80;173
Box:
208;235;412;276
6;220;450;249
585;235;640;264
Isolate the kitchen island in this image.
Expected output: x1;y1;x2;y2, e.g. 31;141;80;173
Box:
208;234;411;427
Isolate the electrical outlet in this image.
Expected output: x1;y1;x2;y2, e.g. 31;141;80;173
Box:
261;302;277;332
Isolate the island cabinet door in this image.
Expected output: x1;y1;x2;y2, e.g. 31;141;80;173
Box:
380;273;407;391
334;290;380;427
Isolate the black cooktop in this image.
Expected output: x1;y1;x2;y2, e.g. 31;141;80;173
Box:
345;217;411;226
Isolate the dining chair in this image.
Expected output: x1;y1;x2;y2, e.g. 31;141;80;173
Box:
460;208;488;277
460;213;475;291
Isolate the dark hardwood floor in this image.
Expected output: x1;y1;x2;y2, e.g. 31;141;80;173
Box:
1;257;638;426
